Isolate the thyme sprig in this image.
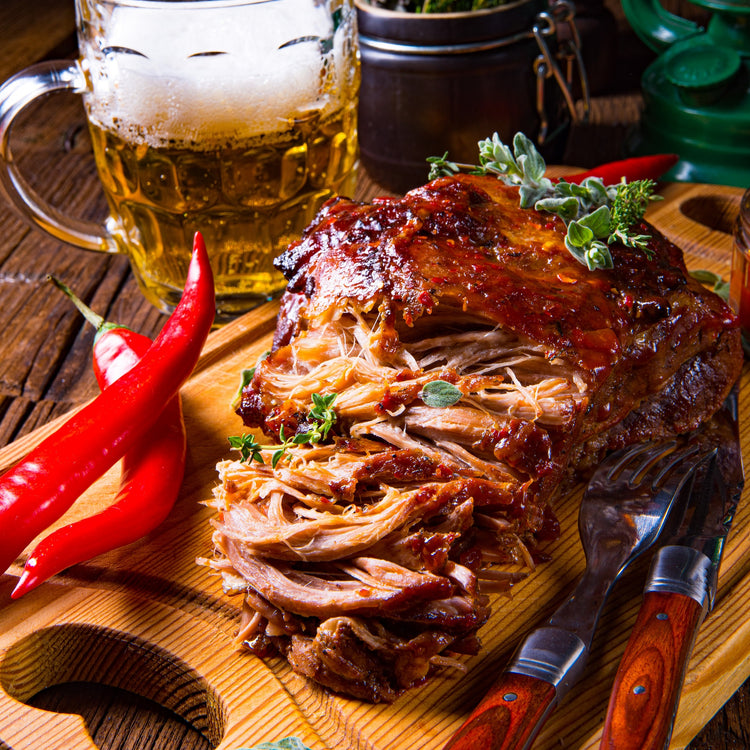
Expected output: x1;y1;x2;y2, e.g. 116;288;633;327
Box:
229;393;337;468
428;132;661;271
609;180;658;256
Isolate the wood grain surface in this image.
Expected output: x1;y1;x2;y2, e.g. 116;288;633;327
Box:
1;1;749;749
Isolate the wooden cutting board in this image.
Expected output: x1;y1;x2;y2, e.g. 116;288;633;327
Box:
0;181;747;750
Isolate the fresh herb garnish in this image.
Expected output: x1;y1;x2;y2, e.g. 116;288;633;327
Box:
230;368;256;411
608;180;659;255
686;270;749;356
237;738;313;750
689;269;730;302
420;379;463;408
228;433;266;464
428;132;661;271
305;392;338;442
229;393;337;468
230;351;270;410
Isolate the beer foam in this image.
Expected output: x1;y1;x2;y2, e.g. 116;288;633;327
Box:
84;0;347;144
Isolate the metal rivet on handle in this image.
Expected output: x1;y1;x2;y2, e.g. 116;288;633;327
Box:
634;685;646;695
503;693;518;702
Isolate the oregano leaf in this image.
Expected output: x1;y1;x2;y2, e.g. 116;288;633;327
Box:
421;380;463;408
564;237;589;266
585;241;614;270
519;184;548;209
513;131;536;160
578;205;611;239
239;737;314;750
566;220;594;247
525;149;546;182
690;269;729;301
569;182;592;199
580;176;610;204
535;196;579;221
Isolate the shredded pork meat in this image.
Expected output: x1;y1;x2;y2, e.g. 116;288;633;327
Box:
200;174;742;702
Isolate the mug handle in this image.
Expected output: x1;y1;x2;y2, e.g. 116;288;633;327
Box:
0;60;113;253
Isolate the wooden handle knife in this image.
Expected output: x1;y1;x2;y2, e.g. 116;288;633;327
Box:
443;672;556;750
600;587;705;749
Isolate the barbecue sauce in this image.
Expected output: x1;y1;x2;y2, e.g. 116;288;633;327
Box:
276;175;720;378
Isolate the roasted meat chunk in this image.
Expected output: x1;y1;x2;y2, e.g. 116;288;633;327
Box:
203;174;742;702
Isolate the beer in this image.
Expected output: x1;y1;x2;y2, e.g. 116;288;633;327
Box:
82;0;360;320
0;0;360;319
87;104;358;319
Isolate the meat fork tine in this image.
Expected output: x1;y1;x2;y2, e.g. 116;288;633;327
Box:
443;439;709;750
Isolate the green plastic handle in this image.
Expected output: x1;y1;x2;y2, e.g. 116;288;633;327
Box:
620;0;701;53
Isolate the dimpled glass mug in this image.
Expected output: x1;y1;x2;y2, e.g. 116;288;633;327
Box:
0;0;360;322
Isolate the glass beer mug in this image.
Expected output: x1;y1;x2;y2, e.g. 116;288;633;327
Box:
0;0;360;322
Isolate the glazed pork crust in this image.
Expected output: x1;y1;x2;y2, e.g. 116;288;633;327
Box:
206;174;741;702
275;175;740;463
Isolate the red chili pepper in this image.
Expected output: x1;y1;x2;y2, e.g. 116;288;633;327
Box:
558;154;680;184
0;232;214;576
10;284;186;598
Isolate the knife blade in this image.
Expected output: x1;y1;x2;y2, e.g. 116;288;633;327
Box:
599;388;745;750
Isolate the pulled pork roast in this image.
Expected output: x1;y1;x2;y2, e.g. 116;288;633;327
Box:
202;174;742;702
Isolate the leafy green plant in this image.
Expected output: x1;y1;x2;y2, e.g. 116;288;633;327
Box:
230;350;269;410
428;132;661;271
229;393;337;468
420;380;463;408
689;269;729;302
235;738;313;750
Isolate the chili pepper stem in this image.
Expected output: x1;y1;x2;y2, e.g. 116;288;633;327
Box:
48;275;125;342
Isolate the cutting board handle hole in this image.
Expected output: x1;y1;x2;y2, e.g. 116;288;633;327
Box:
679;195;741;236
30;681;214;750
0;622;225;748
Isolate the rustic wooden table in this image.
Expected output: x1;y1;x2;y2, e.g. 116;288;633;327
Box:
0;0;748;748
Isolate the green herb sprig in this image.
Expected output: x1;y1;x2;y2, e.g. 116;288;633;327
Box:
230;350;270;410
420;379;463;408
237;738;313;750
689;269;730;302
229;393;337;468
428;132;661;271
